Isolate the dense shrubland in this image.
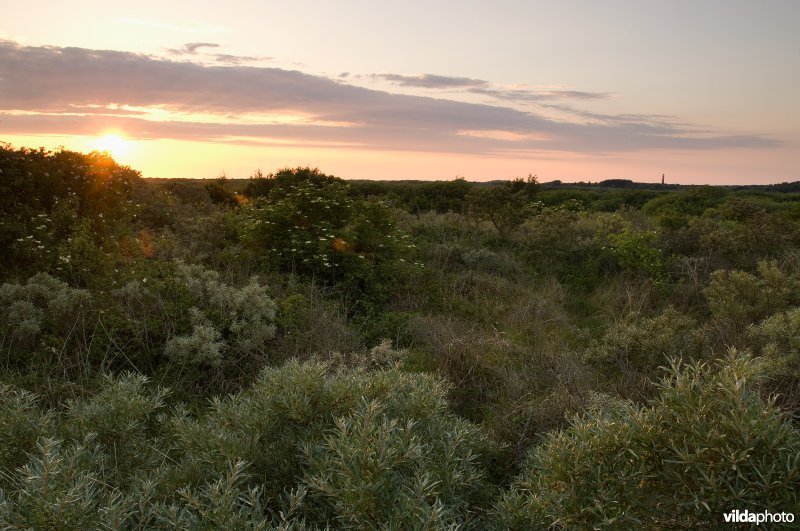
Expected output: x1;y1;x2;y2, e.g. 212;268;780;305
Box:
2;143;800;527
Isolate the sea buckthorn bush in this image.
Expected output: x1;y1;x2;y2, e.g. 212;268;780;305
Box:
0;360;500;529
587;306;702;400
747;307;800;412
705;260;800;344
493;350;800;529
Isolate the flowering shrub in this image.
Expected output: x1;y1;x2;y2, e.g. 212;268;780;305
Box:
241;167;416;310
0;145;139;279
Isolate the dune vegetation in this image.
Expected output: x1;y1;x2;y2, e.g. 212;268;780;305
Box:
1;144;800;528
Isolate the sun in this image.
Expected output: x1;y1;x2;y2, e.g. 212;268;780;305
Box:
92;133;130;159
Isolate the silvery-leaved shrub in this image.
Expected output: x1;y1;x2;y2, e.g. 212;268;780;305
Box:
162;261;277;367
148;460;272;530
587;306;702;400
110;260;276;378
705;260;800;344
0;273;92;368
493;349;800;529
301;397;492;529
0;436;107;530
163;307;225;367
65;372;169;486
163;359;499;527
0;385;53;485
747;307;800;411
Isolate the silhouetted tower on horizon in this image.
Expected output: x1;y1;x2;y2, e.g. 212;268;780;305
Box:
661;173;665;185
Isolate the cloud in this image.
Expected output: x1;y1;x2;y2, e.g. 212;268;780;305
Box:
165;42;268;65
469;86;610;102
375;73;489;89
167;42;220;55
0;40;778;155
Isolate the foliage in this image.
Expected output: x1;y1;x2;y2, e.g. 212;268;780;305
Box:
0;144;140;280
467;176;538;236
242;167;415;311
110;260;276;380
5;147;800;527
587;307;701;399
0;385;53;483
705;260;800;344
747;307;800;411
494;350;800;528
65;372;168;485
0;273;93;374
205;176;240;207
604;225;666;279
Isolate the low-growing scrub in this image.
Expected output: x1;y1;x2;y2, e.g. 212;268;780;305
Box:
493;350;800;529
4;148;800;527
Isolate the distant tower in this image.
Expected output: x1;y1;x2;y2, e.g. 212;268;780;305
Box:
661;173;665;185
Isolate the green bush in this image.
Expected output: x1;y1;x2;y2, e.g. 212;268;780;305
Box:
0;145;139;280
65;373;169;485
705;260;800;344
587;307;702;399
0;273;93;374
0;436;108;530
107;260;276;381
748;307;800;412
0;385;53;484
467;176;538;236
162;359;499;527
241;168;414;311
493;350;800;528
604;225;666;279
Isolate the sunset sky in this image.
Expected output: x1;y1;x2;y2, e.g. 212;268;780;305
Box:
1;1;798;184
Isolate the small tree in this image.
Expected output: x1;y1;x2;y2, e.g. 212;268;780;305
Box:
467;175;538;236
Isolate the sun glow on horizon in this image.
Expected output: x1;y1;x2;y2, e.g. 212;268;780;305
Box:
91;133;131;160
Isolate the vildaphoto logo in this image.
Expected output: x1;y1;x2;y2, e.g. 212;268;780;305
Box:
723;509;795;525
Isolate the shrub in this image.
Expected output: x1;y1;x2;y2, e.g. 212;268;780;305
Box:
493;350;800;528
0;145;139;278
164;359;499;527
65;372;169;486
747;307;800;412
302;398;491;528
0;385;53;484
108;260;276;381
587;307;702;400
705;260;800;344
604;225;666;279
0;273;93;373
0;436;107;530
467;177;538;236
241;168;414;311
